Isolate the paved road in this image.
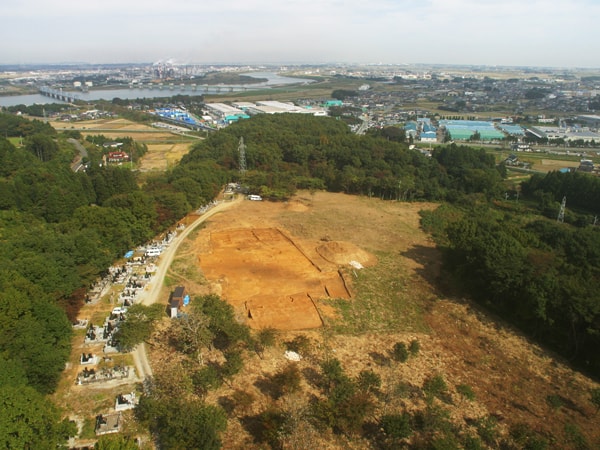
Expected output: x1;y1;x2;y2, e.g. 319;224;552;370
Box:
131;196;242;380
68;138;88;172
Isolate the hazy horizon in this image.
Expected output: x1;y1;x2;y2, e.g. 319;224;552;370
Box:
2;0;599;69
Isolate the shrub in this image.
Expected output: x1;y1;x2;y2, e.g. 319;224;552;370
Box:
230;389;255;416
356;370;381;394
380;413;412;440
423;374;448;400
545;394;563;409
457;384;476;401
271;363;302;398
590;387;600;413
391;342;409;363
285;335;313;356
475;416;498;446
409;339;420;356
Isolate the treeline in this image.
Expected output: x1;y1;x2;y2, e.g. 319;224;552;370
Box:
3;102;69;117
181;114;506;202
522;170;600;217
423;194;600;377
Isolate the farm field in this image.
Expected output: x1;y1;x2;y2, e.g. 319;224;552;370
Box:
50;118;198;171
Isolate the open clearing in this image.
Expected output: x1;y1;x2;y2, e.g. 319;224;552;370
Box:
149;191;599;448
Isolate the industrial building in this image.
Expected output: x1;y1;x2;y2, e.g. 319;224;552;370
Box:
204;102;246;119
439;120;505;141
526;126;600;143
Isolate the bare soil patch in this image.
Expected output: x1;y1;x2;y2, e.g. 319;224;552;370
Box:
197;225;356;330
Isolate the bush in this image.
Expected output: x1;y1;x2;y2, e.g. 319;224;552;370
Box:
409;339;421;356
590;387;600;412
285;335;313;356
423;374;448;402
475;416;498;446
545;394;563;409
271;363;302;398
380;413;412;440
391;342;409;363
356;370;381;394
253;327;278;357
457;384;476;401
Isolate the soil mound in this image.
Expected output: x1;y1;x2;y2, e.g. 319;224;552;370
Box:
316;241;377;267
285;200;309;212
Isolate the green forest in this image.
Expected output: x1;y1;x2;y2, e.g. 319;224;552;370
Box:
0;110;599;447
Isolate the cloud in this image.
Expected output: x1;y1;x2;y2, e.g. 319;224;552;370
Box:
0;0;599;66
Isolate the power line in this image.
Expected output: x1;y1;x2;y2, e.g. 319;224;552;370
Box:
557;196;566;223
238;136;247;175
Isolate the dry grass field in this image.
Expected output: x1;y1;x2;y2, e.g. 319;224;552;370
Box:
149;192;600;449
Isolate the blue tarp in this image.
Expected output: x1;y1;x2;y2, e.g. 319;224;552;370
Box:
124;250;134;258
183;295;190;306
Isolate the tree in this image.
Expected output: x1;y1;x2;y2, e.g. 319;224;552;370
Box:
195;294;250;350
469;130;481;142
137;397;226;450
0;385;75;449
94;434;139;450
220;349;244;384
423;374;448;402
409;339;420;356
113;304;164;352
191;365;222;397
25;134;59;162
168;309;213;365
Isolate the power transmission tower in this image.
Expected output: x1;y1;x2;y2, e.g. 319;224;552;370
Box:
557;196;566;223
238;137;247;175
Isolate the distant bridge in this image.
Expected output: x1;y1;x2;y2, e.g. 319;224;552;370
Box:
39;86;80;103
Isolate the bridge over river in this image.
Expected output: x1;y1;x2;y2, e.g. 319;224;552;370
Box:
39;86;80;103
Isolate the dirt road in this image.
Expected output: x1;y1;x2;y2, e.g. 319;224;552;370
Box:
132;196;242;380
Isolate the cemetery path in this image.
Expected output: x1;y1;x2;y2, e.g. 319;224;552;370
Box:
133;196;242;380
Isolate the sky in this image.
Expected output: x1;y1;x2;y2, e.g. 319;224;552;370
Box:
2;0;599;68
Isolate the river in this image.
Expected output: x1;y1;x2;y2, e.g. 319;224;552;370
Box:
0;72;311;107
